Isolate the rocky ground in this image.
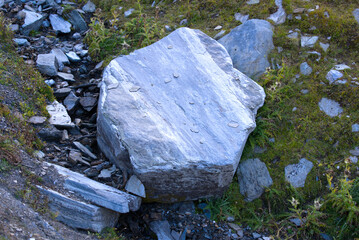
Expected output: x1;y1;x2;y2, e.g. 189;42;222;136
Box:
1;0;359;239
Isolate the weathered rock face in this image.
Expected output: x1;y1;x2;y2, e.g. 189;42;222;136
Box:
97;27;265;202
218;19;274;80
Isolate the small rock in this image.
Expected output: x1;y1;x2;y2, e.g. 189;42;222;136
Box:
300;62;312;75
326;70;343;84
287;31;299;40
0;0;4;8
73;141;97;159
98;165;116;179
334;64;350;71
46;101;74;128
149;221;174;240
45;79;56;86
285;158;313;188
246;0;259;4
9;24;19;32
54;88;72;98
72;32;81;39
68;150;82;165
214;30;226;40
82;0;96;13
320;42;329;52
164;25;172;32
290;218;303;226
125;175;146;198
319;98;343;117
38;126;63;142
293;8;305;14
37;54;58;76
13;38;29;46
180;19;188;25
349;156;358;164
301;35;318;48
64;91;79;114
353;9;359;24
320;233;333;240
34;150;45;159
57;72;75;82
214;25;222;30
252;232;261;239
301;89;309;94
349;147;359;156
79;96;97;112
124;8;135;17
268;0;286;25
62;129;69;140
66;51;81;62
65;10;88;33
352;123;359;132
49;14;72;34
234;13;249;23
51;48;70;65
21;10;45;35
28;116;47;124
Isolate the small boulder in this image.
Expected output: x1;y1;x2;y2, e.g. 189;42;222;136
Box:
319;98;343;117
51;48;70;65
66;10;88;33
237;158;273;202
301;35;318;48
21;10;45;36
28;116;46;125
300;62;312;76
285;158;313;188
218;19;274;79
326;70;343;84
36;53;58;76
82;0;96;13
46;101;75;128
66;51;81;62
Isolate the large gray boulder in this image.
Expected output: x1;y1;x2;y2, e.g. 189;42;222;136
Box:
237;158;273;202
97;27;265;202
218;19;274;80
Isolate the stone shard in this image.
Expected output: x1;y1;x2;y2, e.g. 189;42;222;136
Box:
301;35;318;48
285;158;313;188
51;48;70;65
318;98;343;117
37;186;119;232
65;10;88;33
97;27;265;202
268;0;286;25
82;0;96;13
36;53;58;76
300;62;312;76
237;158;273;202
326;70;343;84
48;163;142;213
73;141;97;159
218;19;274;80
46;101;75;128
49;14;72;34
125;175;146;198
149;221;175;240
21;10;45;36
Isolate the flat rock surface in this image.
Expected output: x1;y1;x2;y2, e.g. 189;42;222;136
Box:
318;98;343;117
285;158;313;188
47;101;75;128
97;27;265;202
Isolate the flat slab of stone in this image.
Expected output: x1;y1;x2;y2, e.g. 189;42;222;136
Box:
51;48;70;65
48;163;141;213
37;186;119;232
46;101;75;128
125;175;146;198
218;19;274;79
66;10;88;33
319;98;343;117
97;27;265;202
49;14;72;34
21;10;45;35
268;0;286;25
301;36;318;48
285;158;313;188
36;54;58;76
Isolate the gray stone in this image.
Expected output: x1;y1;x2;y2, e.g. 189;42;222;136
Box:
334;64;350;71
0;0;4;8
352;123;359;132
21;10;45;36
46;101;75;128
124;8;135;17
234;13;249;23
165;25;172;32
68;150;82;165
66;51;81;62
66;10;88;33
9;24;19;32
301;35;318;47
180;18;188;26
36;54;58;76
287;31;299;40
37;186;119;232
49;14;72;34
253;232;261;239
218;19;274;80
246;0;259;4
79;96;97;111
64;91;79;114
319;98;343;117
300;62;312;76
13;38;29;46
353;9;359;24
73;141;97;159
54;87;72;98
289;218;303;226
51;48;70;65
320;42;329;52
47;163;142;213
82;0;96;13
45;79;55;86
285;158;313;188
268;0;286;25
98;165;116;179
125;175;146;198
149;221;175;240
213;30;226;40
28;116;47;124
97;27;265;202
38;126;63;142
237;158;273;202
349;156;358;164
350;147;359;156
57;72;75;82
326;70;343;84
301;89;309;94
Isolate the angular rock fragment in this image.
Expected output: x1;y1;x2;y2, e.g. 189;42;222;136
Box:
47;163;141;212
57;72;75;82
36;53;58;76
73;141;97;159
46;101;75;128
51;48;70;65
326;70;343;84
82;0;96;13
37;186;119;232
125;175;146;198
301;35;318;48
149;221;175;240
268;0;286;25
300;62;312;76
218;19;274;79
49;14;72;34
64;91;79;114
21;10;45;35
285;158;313;188
97;27;265;202
353;9;359;24
79;96;97;111
237;158;272;202
318;98;343;117
66;10;88;33
28;116;47;125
